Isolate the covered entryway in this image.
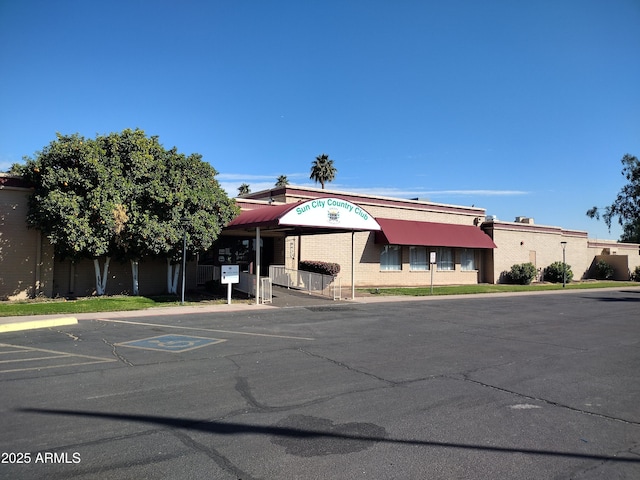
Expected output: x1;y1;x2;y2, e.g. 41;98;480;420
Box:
222;197;381;303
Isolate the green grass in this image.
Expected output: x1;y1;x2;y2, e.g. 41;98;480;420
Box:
0;295;239;317
0;296;162;317
361;281;640;297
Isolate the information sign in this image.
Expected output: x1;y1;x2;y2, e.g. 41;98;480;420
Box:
221;265;239;284
221;265;240;305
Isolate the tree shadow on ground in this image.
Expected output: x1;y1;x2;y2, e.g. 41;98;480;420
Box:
19;408;640;464
586;291;640;302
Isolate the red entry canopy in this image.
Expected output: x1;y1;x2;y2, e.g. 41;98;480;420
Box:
375;218;496;249
225;203;297;230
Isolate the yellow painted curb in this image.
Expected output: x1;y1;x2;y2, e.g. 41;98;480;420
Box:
0;317;78;333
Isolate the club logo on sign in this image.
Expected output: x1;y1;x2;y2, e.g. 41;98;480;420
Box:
327;208;340;224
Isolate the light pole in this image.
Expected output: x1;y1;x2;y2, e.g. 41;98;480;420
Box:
560;241;567;288
181;217;189;305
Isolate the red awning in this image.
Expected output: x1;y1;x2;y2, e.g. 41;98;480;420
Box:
225;203;298;229
375;218;496;249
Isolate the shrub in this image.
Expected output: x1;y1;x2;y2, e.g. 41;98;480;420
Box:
299;260;341;276
631;265;640;282
544;261;573;283
593;260;614;280
507;262;537;285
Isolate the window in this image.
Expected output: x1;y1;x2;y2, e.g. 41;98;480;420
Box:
436;247;454;271
380;245;401;271
460;248;476;271
410;246;428;271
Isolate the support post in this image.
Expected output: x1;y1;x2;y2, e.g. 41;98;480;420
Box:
431;266;434;295
561;241;567;288
351;231;355;300
256;227;261;305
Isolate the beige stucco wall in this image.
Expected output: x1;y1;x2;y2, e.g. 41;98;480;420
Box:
587;241;640;280
482;221;640;283
0;185;54;299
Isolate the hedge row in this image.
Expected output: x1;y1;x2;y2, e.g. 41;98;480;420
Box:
299;260;341;276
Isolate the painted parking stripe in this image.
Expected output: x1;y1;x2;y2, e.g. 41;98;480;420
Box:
95;318;315;341
115;334;226;353
0;343;116;374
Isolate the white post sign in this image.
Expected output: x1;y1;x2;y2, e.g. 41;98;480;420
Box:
221;265;240;305
430;251;436;295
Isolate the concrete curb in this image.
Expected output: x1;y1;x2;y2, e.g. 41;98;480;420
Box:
0;316;78;333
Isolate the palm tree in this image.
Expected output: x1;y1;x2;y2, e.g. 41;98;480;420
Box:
237;183;251;196
275;175;289;187
310;153;337;189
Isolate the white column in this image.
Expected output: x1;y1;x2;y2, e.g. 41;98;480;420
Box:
256;227;261;305
351;230;355;300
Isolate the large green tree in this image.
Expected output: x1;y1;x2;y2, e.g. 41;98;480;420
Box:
620;219;640;244
310;153;337;189
587;154;640;243
18;129;238;295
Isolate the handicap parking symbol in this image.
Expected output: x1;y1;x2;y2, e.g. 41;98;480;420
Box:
116;334;226;353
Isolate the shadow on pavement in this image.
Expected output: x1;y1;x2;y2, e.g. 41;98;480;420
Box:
20;407;640;464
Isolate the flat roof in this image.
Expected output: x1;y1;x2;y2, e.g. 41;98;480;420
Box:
239;185;486;216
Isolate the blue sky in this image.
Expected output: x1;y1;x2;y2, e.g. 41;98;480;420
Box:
1;0;639;240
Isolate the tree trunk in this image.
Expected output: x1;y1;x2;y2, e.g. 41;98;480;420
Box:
167;258;180;294
130;259;140;296
93;257;110;296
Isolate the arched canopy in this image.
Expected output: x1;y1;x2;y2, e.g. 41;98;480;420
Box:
224;197;381;236
223;198;380;302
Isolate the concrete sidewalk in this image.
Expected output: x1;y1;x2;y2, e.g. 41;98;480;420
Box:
2;285;639;334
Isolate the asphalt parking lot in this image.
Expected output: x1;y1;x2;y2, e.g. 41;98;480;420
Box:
1;288;639;479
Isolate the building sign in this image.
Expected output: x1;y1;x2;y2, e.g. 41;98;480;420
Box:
280;198;381;231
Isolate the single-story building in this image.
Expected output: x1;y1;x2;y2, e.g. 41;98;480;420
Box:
2;173;639;299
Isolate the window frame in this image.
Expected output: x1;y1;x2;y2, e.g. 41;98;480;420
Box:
460;248;476;271
436;247;454;271
380;244;402;271
409;246;429;271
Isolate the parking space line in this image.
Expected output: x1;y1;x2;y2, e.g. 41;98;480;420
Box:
0;354;73;364
0;342;116;374
1;360;116;374
0;348;32;354
0;343;117;361
95;318;315;341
